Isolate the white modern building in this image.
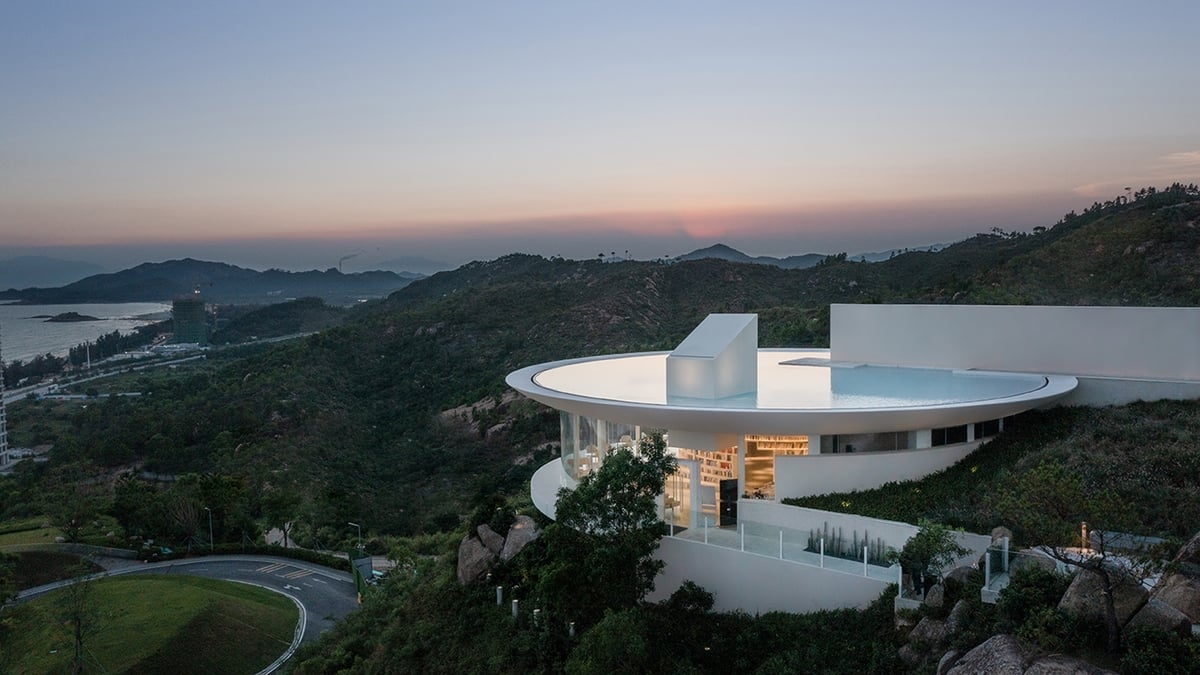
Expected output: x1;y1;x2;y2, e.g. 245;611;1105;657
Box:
506;304;1200;613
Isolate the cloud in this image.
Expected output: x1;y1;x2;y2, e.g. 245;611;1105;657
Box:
1160;150;1200;166
1072;149;1200;198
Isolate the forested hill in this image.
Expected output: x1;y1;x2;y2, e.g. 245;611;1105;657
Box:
0;258;423;305
12;185;1199;539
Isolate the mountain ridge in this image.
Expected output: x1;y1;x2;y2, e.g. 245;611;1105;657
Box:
0;258;424;306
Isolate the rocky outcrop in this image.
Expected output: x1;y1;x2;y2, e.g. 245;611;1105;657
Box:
946;599;972;634
1150;529;1200;621
925;582;946;608
1023;654;1115;674
477;524;505;556
1151;573;1200;623
457;515;543;584
910;617;952;650
936;649;962;675
947;565;979;587
457;535;495;584
897;644;924;666
1057;566;1147;627
946;635;1026;675
500;515;541;562
1124;597;1193;638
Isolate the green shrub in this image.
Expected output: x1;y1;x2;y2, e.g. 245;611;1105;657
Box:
1120;625;1200;675
469;493;516;538
1016;606;1070;652
996;564;1072;632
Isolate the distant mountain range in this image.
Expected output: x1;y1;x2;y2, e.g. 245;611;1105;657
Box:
0;255;107;288
374;255;453;276
0;258;424;306
673;242;948;268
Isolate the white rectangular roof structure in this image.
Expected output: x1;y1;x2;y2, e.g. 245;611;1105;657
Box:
666;313;758;400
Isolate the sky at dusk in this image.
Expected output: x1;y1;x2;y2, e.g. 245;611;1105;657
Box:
2;1;1199;273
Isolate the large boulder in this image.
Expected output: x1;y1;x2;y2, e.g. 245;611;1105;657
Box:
910;617;951;649
457;535;496;585
1024;654;1115;674
1151;572;1200;623
500;515;541;562
1011;549;1058;574
936;649;962;675
1151;529;1200;621
1057;566;1147;627
477;524;505;556
897;644;924;666
1172;530;1200;568
925;582;946;609
1124;597;1193;638
947;565;979;587
946;599;972;634
992;526;1014;545
946;635;1026;675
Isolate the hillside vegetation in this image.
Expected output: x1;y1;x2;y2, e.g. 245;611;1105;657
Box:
0;258;419;305
786;400;1200;541
0;185;1196;548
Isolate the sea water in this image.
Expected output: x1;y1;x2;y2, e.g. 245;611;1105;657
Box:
0;302;170;363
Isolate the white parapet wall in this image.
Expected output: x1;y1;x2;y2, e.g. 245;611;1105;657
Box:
650;535;893;613
739;500;920;550
737;500;991;582
831;304;1200;384
774;442;982;498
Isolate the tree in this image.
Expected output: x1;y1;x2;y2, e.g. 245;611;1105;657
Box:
44;463;103;544
535;433;675;628
994;461;1162;653
0;552;16;605
111;473;164;538
891;519;968;597
262;486;302;548
57;562;102;674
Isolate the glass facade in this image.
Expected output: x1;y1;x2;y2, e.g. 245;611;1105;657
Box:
559;411;642;481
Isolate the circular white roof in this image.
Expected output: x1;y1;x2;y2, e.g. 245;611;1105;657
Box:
506;349;1077;435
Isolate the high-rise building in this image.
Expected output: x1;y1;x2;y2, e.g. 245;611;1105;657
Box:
172;292;209;345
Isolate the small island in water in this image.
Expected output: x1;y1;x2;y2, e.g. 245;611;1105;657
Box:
42;311;102;322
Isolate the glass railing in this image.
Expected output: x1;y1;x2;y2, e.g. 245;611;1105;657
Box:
666;517;900;582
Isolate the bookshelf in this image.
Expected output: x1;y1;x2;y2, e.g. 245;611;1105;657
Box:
745;434;809;457
676;447;737;483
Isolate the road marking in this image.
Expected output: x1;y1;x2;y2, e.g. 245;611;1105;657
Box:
309;577;327;584
283;569;313;580
257;563;287;573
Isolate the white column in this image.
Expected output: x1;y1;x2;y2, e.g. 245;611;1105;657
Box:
914;429;932;449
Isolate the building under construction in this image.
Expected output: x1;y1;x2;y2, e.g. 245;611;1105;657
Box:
172;292;210;345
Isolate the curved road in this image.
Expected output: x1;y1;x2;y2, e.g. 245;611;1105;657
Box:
116;556;360;642
15;555;360;671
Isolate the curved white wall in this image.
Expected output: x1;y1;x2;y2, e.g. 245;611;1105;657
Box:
650;536;893;613
832;304;1200;384
773;441;982;498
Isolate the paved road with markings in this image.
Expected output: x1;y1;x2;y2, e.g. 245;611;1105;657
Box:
17;555;360;644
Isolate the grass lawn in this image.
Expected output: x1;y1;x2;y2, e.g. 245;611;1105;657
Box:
0;575;298;674
0;524;63;547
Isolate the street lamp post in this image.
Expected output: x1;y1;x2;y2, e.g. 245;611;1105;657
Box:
348;521;362;550
204;507;214;552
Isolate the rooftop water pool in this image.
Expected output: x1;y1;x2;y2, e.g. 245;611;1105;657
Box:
530;350;1050;410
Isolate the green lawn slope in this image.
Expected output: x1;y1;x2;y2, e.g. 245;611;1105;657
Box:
0;575;297;674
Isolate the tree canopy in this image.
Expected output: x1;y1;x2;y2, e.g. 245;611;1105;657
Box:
534;433;675;628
